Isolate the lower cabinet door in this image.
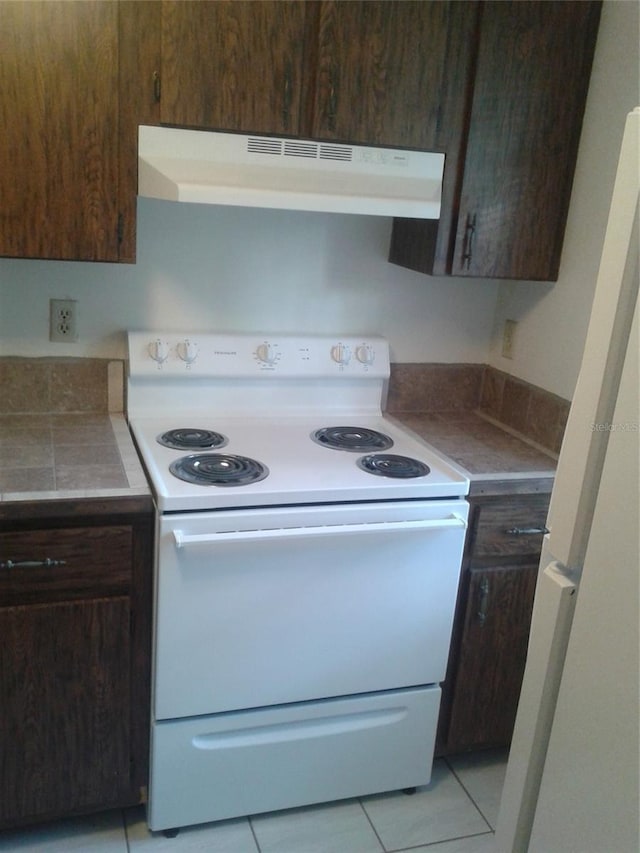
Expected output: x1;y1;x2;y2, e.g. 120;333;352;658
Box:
0;597;131;823
148;686;440;831
446;563;538;752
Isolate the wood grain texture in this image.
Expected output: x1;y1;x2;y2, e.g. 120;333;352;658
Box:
438;489;549;754
0;505;153;828
0;597;130;822
311;0;451;148
391;0;601;281
469;494;551;560
389;0;480;272
0;495;153;523
118;1;161;262
451;0;602;280
445;562;538;751
0;1;120;260
160;0;305;135
0;525;132;605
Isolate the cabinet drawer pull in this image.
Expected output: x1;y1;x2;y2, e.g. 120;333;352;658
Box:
505;526;549;536
477;577;490;626
1;558;67;570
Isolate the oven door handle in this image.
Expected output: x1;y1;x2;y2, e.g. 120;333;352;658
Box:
173;515;467;548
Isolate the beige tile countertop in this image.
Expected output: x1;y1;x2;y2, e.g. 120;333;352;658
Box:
0;408;555;505
0;413;150;503
388;410;557;483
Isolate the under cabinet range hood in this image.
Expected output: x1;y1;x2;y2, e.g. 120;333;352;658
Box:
137;125;445;218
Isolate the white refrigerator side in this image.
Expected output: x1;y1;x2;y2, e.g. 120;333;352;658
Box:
543;108;640;573
528;256;639;853
493;561;577;852
495;107;640;852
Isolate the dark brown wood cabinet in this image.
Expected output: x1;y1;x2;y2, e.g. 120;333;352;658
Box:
154;1;465;150
307;1;461;149
0;2;121;262
390;0;602;281
159;1;306;136
0;498;153;829
2;0;601;272
438;486;551;754
0;1;159;264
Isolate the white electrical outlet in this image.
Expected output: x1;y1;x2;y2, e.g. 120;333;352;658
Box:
50;299;78;342
502;319;517;359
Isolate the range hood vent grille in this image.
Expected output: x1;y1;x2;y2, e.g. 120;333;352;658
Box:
247;137;355;163
138;126;444;218
246;137;282;156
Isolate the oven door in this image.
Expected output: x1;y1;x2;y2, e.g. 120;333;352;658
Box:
153;499;468;720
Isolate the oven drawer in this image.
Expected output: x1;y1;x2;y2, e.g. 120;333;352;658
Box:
154;501;468;720
148;685;439;831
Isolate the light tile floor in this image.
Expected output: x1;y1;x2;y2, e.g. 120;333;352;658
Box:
0;751;507;853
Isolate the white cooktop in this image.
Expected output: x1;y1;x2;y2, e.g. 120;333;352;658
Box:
129;414;468;512
127;332;469;511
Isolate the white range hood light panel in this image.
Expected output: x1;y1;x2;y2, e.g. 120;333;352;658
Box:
137;126;444;219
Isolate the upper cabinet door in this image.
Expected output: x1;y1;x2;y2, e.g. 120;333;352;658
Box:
451;0;601;280
310;1;451;149
160;1;305;136
0;1;119;261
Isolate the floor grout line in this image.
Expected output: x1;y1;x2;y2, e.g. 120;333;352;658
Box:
385;830;496;853
120;808;130;853
248;813;263;853
443;757;494;832
357;796;387;852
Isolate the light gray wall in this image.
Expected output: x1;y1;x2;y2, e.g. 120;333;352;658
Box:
0;200;499;366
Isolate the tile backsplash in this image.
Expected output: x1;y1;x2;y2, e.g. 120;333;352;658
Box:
1;357;568;455
388;363;570;455
387;364;485;413
479;368;570;455
0;357;124;414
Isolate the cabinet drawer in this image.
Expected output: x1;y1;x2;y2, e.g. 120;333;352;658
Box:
0;525;132;604
471;494;550;559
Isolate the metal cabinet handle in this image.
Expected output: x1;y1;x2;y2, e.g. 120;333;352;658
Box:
505;526;549;536
1;558;67;570
461;213;476;269
477;577;490;626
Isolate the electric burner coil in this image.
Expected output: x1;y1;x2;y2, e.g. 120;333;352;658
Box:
312;426;394;452
357;454;431;479
158;428;228;451
169;454;269;487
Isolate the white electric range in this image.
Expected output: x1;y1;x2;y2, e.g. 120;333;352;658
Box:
127;331;469;835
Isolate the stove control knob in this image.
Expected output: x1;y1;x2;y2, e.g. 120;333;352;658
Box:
331;343;351;365
255;342;278;365
177;339;198;365
148;339;170;364
355;344;375;365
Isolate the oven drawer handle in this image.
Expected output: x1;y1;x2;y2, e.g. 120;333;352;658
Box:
173;515;467;548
